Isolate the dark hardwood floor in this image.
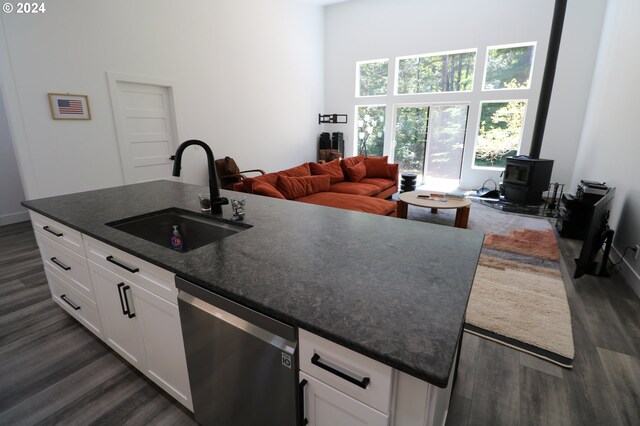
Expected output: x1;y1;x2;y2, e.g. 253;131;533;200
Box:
1;220;638;425
0;221;195;425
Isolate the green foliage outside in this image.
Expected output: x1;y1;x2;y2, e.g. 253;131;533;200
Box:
394;107;428;173
356;106;385;156
359;61;388;96
397;52;475;94
484;45;534;89
474;101;527;168
424;105;468;179
394;105;468;179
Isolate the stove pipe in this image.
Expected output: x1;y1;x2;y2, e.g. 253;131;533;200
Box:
529;0;567;159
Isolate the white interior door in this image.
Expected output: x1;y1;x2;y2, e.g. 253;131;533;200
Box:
109;76;178;184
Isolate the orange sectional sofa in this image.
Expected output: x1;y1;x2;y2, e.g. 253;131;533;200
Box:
232;155;399;216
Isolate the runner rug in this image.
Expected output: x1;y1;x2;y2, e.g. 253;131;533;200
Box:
408;202;575;368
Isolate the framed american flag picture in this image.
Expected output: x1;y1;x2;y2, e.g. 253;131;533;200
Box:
48;93;91;120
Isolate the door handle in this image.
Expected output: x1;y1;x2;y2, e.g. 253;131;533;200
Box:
311;353;370;389
43;225;63;237
60;294;81;310
106;255;139;273
117;282;128;316
122;285;136;319
50;257;71;271
299;379;308;426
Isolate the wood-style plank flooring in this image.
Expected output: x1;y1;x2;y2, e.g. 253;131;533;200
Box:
0;221;196;425
447;237;640;426
1;220;639;425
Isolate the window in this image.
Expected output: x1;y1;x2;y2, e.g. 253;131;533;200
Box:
357;59;389;97
393;104;468;184
474;101;527;168
483;43;536;90
396;50;476;94
356;106;385;156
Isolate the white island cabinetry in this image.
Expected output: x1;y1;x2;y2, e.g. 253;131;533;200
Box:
29;211;192;411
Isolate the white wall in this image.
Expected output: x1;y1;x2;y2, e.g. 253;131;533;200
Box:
0;0;324;199
570;0;640;291
0;89;28;225
541;0;607;187
324;0;605;190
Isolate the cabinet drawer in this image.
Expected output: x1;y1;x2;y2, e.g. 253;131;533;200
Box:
300;329;393;414
83;235;176;303
45;266;103;339
36;233;94;301
300;372;388;426
30;211;85;256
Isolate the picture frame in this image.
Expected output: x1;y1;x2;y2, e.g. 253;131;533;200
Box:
48;93;91;120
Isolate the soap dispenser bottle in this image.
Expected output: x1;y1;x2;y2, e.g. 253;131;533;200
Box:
170;225;184;250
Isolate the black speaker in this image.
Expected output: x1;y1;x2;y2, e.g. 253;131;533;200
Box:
319;132;331;150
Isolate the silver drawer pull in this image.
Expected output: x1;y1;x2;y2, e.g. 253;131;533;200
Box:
50;257;71;271
311;353;371;389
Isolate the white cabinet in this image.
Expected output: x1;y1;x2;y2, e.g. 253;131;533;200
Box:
90;261;146;367
301;372;388;426
300;329;457;426
131;282;191;408
28;211;192;411
88;258;193;410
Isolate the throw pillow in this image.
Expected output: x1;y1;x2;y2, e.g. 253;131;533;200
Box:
364;156;391;178
346;161;367;183
276;175;331;200
309;159;345;185
340;155;365;179
252;181;286;199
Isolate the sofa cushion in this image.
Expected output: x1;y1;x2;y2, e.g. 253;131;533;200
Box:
276;175;331;200
243;163;311;192
364;156;391;178
309;160;345;184
328;181;380;197
252;181;286;199
340;155;365;180
296;192;396;216
345;162;367;182
359;177;395;191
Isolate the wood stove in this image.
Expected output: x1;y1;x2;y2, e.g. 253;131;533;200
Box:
503;156;554;204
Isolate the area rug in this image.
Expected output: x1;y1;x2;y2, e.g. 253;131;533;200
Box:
407;202;575;368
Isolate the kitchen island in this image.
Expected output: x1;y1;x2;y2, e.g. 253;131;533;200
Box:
23;180;484;425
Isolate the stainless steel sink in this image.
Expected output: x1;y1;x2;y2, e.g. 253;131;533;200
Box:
107;208;250;252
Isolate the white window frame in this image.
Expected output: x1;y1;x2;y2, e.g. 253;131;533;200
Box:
481;42;537;92
355;58;390;98
394;48;478;96
471;99;529;171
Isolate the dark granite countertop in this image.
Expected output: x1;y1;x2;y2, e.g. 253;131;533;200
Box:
22;180;484;388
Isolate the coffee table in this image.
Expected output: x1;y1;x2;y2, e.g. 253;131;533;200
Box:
397;191;471;229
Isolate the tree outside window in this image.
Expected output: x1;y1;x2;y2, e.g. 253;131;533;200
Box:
474;100;527;168
397;51;475;94
356;106;385;157
357;60;389;97
484;44;535;90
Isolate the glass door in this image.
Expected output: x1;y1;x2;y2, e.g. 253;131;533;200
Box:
392;104;468;191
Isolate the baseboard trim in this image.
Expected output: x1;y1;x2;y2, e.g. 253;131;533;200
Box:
611;246;640;299
0;210;29;226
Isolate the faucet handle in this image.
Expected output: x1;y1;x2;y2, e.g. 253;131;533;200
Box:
212;196;229;206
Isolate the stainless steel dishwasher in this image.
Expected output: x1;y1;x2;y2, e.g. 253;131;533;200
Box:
176;276;299;426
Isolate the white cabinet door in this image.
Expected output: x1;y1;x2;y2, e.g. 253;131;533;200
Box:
90;261;145;368
301;373;388;426
131;282;192;410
